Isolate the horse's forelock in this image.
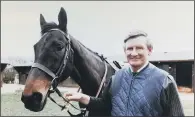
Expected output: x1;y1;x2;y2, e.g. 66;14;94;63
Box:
41;22;59;35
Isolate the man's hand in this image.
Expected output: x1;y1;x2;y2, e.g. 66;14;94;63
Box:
64;92;90;105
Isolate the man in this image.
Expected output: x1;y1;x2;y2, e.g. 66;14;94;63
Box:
64;30;185;116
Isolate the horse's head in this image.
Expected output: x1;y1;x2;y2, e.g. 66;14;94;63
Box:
21;7;74;112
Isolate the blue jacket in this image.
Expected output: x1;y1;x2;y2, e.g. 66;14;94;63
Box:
87;63;184;116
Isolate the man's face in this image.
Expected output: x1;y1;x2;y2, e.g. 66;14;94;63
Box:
124;36;152;68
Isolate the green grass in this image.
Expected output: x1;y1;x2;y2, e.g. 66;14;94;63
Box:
1;92;81;116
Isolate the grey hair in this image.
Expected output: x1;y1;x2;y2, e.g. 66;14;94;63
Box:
123;30;153;50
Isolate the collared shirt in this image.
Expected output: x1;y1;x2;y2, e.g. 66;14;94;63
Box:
129;61;149;74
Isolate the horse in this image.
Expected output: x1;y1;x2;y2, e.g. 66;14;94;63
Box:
21;7;121;116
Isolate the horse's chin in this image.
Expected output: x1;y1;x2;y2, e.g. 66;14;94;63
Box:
26;106;43;112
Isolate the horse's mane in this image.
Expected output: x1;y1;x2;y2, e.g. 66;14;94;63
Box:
76;40;107;61
41;22;107;61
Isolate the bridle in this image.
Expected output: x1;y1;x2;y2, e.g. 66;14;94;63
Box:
32;29;74;90
32;28;81;111
31;28;108;116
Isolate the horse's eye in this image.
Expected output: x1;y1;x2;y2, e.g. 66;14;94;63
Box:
56;44;64;51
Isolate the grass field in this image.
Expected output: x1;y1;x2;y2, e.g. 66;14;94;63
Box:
1;92;81;116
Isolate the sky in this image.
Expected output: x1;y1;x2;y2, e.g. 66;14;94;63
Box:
1;1;194;60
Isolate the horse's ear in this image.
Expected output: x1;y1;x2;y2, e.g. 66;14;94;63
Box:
40;14;46;29
58;7;67;32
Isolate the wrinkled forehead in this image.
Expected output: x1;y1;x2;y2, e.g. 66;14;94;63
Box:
124;36;148;48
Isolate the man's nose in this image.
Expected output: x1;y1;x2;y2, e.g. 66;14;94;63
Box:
131;49;138;56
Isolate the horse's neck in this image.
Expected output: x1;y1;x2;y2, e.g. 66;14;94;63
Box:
69;37;106;96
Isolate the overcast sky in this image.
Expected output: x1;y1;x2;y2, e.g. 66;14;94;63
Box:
1;1;194;59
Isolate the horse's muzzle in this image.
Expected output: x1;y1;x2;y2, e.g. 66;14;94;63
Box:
21;92;44;112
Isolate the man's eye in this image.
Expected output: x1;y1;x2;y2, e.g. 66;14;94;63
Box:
137;47;143;50
127;48;133;50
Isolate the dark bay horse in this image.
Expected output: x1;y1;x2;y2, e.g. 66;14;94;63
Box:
21;7;121;116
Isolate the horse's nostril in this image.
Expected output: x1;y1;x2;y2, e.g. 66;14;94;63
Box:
21;92;44;112
32;92;42;102
21;92;42;105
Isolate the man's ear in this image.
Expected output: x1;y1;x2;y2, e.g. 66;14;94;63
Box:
148;47;153;55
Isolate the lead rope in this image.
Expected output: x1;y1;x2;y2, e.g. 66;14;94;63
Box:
66;87;87;117
48;77;85;112
48;88;86;112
